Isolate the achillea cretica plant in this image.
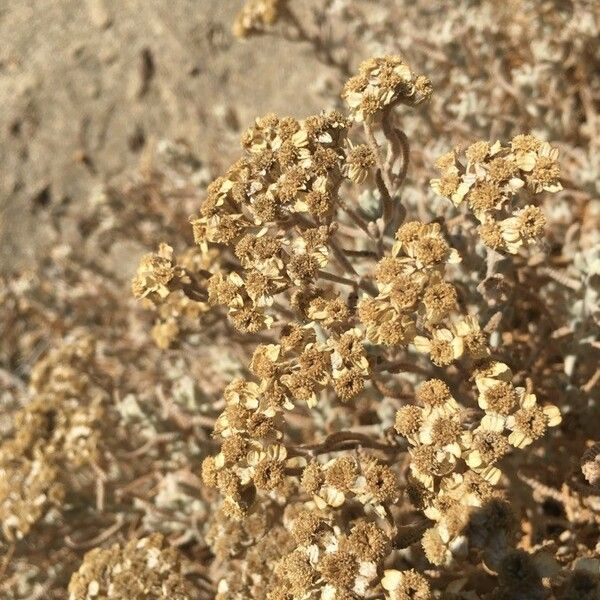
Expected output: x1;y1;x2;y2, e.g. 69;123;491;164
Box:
128;55;594;599
1;4;598;597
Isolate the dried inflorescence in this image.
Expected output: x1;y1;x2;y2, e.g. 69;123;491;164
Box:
135;55;579;600
431;137;562;254
0;336;109;542
68;533;203;599
132;242;214;348
342;55;432;122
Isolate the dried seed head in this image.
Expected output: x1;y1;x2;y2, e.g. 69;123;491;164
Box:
325;457;358;492
346;143;376;183
429;338;455;366
375;257;406;284
462;471;495;503
479;221;505;250
484;382;518;415
396;221;424;244
318;550;358;589
395;405;424;437
365;462;399;502
291;511;324;545
414;237;450;267
511;134;542;154
468;182;503;213
423;282;457;319
305;189;334;219
333;368;365;402
516;205;546;239
466;140;491;163
411;445;440;475
299;347;330;380
250;344;280;379
512;406;547;441
221;434;248;464
346;520;390;562
416;379;452;408
487;157;517;183
279;323;307;351
301;461;324;495
436;172;461;197
217;469;243;499
279;551;316;596
430;417;461;446
230;306;267;333
246;412;276;438
253;459;285;491
530;155;560;186
472;431;510;464
288;254;320;282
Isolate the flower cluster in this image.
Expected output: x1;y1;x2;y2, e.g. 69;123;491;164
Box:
342;55;432;122
359;221;467;361
189;110;370;333
396;372;561;567
132;243;214;348
0;336;108;541
201;324;374;520
68;533;203;599
431;136;562;253
269;512;393;600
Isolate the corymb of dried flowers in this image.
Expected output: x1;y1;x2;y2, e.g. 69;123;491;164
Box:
342;55;432;122
268;512;393;600
359;220;464;359
68;534;203;599
187;110;361;333
431;135;562;253
395;370;561;567
131;52;572;599
0;336;108;542
132;243;213;347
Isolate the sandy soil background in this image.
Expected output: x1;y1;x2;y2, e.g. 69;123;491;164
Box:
0;0;338;275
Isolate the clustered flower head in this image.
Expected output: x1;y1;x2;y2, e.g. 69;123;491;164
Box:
360;220;466;360
343;55;432;122
187;109;375;334
0;336;108;541
68;533;203;599
132;242;214;348
431;136;562;253
396;371;561;567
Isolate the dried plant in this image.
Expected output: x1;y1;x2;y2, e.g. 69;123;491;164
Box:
127;53;597;599
1;2;598;599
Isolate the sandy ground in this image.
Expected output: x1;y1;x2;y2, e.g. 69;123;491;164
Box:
0;0;338;274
